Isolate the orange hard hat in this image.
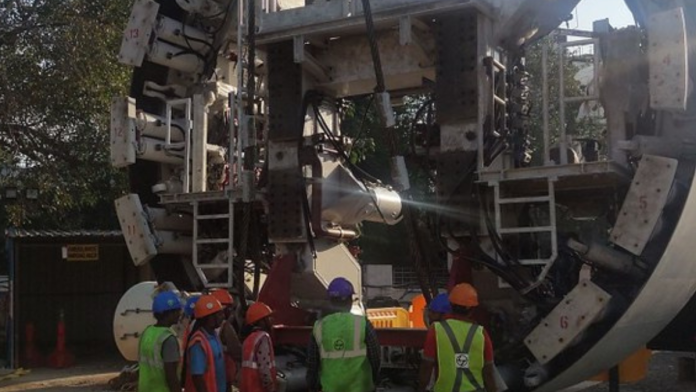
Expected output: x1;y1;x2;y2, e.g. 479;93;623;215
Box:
194;295;224;319
211;289;234;306
449;283;479;307
245;302;273;325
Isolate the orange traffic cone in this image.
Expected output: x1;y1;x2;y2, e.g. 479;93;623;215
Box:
48;310;74;368
23;322;44;367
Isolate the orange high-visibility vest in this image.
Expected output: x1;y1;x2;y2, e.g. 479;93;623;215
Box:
241;331;277;392
184;330;218;392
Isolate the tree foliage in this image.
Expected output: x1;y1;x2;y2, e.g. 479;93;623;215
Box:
0;0;131;228
525;36;605;164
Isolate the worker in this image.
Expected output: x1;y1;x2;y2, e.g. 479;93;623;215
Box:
181;295;200;351
211;289;243;389
240;302;277;392
418;283;495;392
184;294;227;392
307;277;381;392
138;290;183;392
427;293;452;326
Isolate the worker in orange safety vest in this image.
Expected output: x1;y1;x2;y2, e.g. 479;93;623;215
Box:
211;288;243;390
241;302;277;392
183;294;227;392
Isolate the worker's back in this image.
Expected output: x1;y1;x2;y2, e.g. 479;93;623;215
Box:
313;312;374;392
433;319;485;392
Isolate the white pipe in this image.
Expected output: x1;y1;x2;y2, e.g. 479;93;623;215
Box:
137;111;184;142
155;15;211;53
148;40;204;74
137;137;184;165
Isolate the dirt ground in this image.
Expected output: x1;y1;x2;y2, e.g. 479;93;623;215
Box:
0;351;693;391
0;359;121;392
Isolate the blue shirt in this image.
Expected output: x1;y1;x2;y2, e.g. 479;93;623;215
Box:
189;329;226;392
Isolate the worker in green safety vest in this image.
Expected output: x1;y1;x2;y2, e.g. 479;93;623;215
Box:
306;277;381;392
139;290;184;392
418;283;496;392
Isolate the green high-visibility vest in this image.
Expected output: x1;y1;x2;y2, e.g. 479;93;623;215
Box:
313;312;374;392
433;319;486;392
138;325;175;392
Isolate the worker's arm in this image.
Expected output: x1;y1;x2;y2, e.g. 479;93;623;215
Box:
192;375;209;392
161;336;182;392
164;362;182;392
364;320;381;384
221;320;243;362
189;342;209;392
306;332;321;392
482;329;496;392
418;359;435;392
483;363;496;392
418;326;437;392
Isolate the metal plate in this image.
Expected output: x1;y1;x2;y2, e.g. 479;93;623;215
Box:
435;11;479;124
118;0;159;67
267;41;304;142
524;280;611;364
648;8;689;112
110;97;137;168
115;194;158;266
267;169;305;242
534;165;696;392
112;281;158;361
610;155;678;255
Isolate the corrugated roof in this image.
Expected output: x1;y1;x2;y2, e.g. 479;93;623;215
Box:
5;228;123;238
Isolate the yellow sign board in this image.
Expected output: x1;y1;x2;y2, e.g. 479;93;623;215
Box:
66;244;99;261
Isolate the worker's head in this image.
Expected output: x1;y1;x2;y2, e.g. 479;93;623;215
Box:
245;302;273;331
152;291;183;327
183;295;200;320
211;289;235;318
427;293;452;325
327;277;355;310
448;283;479;316
194;294;224;330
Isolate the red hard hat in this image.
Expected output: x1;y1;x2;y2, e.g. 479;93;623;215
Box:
194;295;224;319
211;289;234;306
449;283;479;307
245;302;273;325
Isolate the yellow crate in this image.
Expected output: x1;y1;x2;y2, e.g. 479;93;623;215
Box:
367;307;410;328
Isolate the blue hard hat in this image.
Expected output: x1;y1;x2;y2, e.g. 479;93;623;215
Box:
152;291;183;315
184;296;200;318
327;277;355;298
429;293;452;314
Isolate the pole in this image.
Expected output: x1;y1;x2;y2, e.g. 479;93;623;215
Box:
609;365;620;392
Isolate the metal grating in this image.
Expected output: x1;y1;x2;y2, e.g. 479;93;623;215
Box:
392;265;449;288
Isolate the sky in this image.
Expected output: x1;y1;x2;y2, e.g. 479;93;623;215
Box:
572;0;636;30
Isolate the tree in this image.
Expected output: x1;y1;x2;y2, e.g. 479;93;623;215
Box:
525;36;605;164
0;0;131;229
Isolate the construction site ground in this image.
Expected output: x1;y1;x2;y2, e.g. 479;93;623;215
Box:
0;351;693;392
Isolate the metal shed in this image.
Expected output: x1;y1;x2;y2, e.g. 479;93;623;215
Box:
4;228;147;368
